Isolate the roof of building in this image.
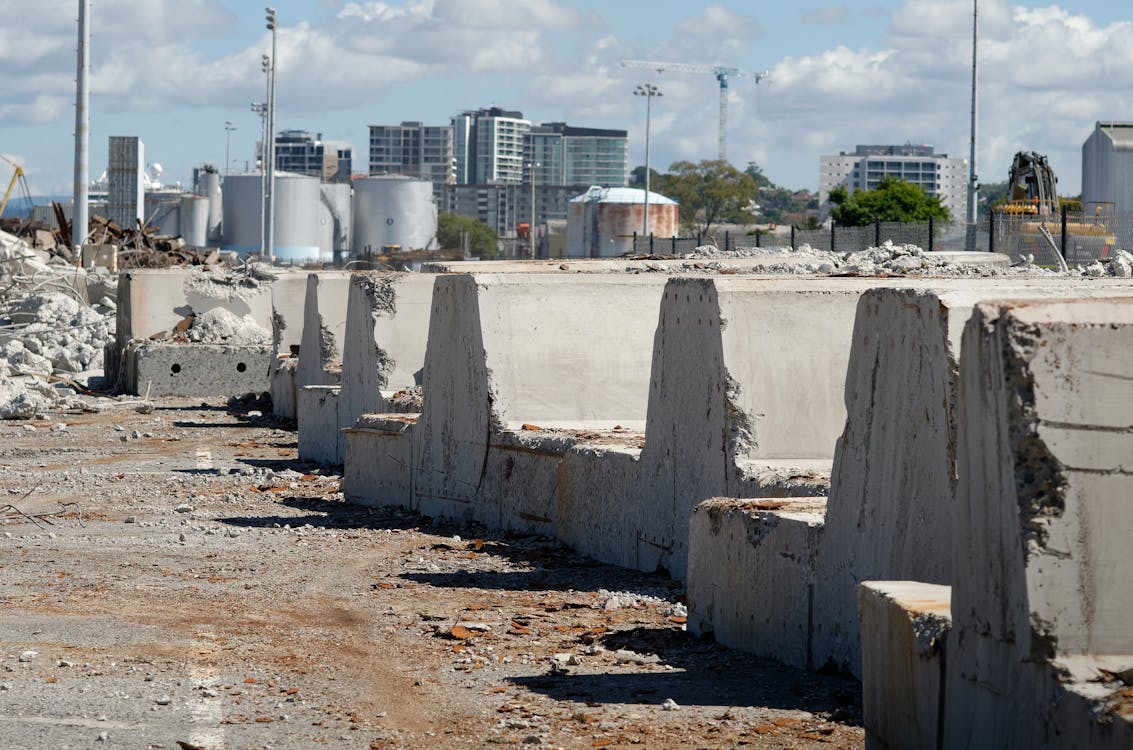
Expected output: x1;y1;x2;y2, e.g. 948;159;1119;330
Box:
1094;122;1133;147
569;186;677;204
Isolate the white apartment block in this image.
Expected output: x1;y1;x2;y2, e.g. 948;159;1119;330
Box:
452;107;531;185
818;144;968;223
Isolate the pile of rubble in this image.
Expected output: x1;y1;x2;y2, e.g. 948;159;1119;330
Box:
1;207;227;269
684;240;1133;277
0;230;114;419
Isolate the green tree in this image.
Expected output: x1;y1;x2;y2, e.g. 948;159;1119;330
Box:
436;212;499;258
657;159;759;236
630;165;663;189
829;176;951;226
744;161;773;190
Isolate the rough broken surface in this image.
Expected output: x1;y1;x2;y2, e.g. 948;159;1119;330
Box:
944;297;1133;748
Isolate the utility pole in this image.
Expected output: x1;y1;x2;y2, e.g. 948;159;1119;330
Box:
264;7;278;260
72;0;90;252
224;121;237;177
967;0;979;250
634;84;662;237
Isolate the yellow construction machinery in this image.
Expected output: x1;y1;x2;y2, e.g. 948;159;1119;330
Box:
995;150;1115;267
1;155;33;219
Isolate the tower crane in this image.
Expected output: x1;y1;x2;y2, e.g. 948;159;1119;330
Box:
621;59;768;162
0;155;32;220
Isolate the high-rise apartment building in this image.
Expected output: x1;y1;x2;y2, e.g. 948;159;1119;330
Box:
818;144;967;222
368;121;455;185
274;130;352;183
451;107;531;184
527;122;628;187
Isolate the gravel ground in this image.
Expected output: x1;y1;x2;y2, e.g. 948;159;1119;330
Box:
0;397;863;749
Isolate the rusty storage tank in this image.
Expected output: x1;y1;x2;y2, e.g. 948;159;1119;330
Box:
565;186;679;258
352;176;437;257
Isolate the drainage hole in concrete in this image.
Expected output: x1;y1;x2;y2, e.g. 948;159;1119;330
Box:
236;362;247;373
171;363;182;374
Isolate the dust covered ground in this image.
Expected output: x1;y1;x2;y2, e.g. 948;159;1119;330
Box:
0;397;863;749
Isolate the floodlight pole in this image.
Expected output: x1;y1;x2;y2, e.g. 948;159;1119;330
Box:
634;84;662;237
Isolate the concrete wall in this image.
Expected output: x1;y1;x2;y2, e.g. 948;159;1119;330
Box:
297;272;352;389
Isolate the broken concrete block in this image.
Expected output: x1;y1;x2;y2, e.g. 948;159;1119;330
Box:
343;413;417;508
857;581;950;750
944;296;1133;748
123;340;270;397
686;497;825;670
297;385;343;466
297;271;350;390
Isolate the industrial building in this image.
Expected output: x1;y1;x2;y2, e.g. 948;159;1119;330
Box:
368;122;455;186
1082;121;1133;214
818;144;968;222
273;130;352;183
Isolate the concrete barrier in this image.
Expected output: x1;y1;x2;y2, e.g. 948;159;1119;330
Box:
562;276;913;581
687;279;1133;675
941;296;1133;748
115;268;275;396
344;272;669;533
300;272;434;466
297;272;351;390
268;270;310;418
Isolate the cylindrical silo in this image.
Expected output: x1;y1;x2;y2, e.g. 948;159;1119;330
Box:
319;182;352;263
566;187;679;258
272;173;322;263
180;195;210;248
144;190;181;236
351;176;437;257
221;172;322;261
221;174;264;255
203;169;222;244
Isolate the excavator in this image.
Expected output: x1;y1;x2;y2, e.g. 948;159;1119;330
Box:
995;150;1115;268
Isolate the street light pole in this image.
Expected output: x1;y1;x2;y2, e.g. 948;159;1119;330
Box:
527;161;536;259
264;7;278;260
251;101;267;258
634;84;662;237
224;121;236;177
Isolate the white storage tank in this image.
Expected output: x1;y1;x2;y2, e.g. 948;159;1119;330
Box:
221;173;264;255
566;186;679;258
144;190;182;236
352;176;437;256
180;195;210;248
319;182;352;263
272;172;322;263
221;172;322;261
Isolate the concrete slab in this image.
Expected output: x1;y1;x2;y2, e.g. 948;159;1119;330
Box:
297;272;351;390
123;340;271;397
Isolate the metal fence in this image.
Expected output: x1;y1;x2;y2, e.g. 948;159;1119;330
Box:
630;208;1133;266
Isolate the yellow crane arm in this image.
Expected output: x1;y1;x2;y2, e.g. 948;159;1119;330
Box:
0;165;24;218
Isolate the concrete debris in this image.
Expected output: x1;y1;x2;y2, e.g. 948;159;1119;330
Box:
685;240;1043;277
184;308;270;345
1080;248;1133;277
0;230;115;418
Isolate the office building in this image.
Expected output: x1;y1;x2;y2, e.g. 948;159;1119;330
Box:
368;122;455;185
818;144;968;222
527;122;628;187
274;130;352;183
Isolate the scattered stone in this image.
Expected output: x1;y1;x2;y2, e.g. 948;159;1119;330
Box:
18;651;37;663
174;504;193;514
661;698;680;711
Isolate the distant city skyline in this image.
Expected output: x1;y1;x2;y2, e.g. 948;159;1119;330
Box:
3;1;1133;198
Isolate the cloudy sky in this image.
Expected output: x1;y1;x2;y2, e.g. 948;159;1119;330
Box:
2;0;1131;198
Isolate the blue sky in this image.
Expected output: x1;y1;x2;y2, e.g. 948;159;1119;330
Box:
2;0;1133;198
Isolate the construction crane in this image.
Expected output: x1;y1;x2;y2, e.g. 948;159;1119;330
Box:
0;154;32;219
621;59;768;162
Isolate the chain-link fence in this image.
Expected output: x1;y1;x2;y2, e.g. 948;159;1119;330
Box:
629;209;1133;265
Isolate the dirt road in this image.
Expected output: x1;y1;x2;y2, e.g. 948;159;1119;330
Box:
0;397;863;749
